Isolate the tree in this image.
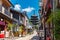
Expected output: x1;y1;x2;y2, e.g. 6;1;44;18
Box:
7;23;13;30
47;9;60;40
55;9;60;40
52;9;60;40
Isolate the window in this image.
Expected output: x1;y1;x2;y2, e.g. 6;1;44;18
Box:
57;0;60;8
2;4;8;10
13;13;19;20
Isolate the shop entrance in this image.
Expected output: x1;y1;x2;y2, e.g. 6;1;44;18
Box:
0;25;5;32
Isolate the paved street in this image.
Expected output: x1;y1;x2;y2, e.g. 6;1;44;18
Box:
15;30;40;40
1;30;40;40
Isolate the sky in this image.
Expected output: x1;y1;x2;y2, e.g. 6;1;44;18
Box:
10;0;39;19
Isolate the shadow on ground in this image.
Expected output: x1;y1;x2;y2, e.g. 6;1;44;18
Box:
30;36;40;40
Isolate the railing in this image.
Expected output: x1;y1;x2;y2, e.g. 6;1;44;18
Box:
0;6;11;17
4;9;11;17
13;18;18;22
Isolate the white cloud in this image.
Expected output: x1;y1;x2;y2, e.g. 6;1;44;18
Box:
14;4;21;11
22;7;35;12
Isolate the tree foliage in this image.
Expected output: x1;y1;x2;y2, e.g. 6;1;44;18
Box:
53;9;60;40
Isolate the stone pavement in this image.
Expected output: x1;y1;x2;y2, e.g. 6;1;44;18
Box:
0;30;40;40
16;30;37;40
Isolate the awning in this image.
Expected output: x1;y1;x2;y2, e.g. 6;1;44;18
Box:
0;21;5;26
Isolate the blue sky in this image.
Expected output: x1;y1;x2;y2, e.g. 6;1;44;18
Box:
10;0;39;19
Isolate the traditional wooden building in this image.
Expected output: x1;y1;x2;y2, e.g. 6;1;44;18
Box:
39;0;53;40
0;0;14;33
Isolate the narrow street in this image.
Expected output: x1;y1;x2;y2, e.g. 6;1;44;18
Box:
0;0;57;40
15;30;40;40
4;30;40;40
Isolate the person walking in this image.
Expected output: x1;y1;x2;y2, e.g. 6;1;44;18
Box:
46;35;51;40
